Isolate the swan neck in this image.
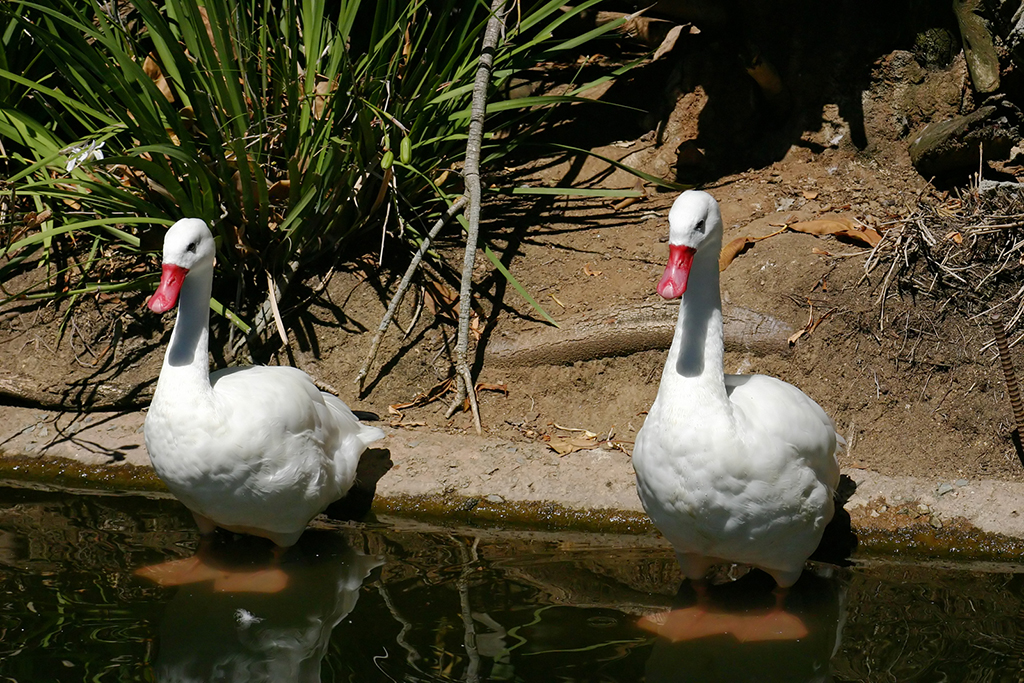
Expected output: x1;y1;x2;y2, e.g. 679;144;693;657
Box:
663;232;725;388
161;265;213;389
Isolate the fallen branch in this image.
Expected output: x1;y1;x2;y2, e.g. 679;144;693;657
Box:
484;302;793;366
355;195;468;393
446;0;509;433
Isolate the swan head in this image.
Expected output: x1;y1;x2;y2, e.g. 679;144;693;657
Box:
148;218;216;313
657;190;722;299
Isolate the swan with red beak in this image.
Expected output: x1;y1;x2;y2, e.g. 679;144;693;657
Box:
633;191;842;602
143;218;385;559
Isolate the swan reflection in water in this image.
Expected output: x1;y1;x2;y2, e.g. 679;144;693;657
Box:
640;564;847;683
137;530;382;683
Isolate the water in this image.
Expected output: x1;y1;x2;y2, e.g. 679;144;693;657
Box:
1;484;1022;682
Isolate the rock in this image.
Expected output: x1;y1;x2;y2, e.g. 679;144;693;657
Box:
978;178;1024;199
953;0;1001;93
485;494;504;504
913;27;960;68
908;104;1020;177
937;482;955;496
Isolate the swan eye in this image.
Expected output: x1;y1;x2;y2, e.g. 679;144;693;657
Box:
186;242;197;254
694;219;705;234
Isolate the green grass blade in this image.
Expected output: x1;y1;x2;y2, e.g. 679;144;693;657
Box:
483;245;559;328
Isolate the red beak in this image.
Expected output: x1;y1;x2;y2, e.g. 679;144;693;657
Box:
657;244;696;299
148;264;188;313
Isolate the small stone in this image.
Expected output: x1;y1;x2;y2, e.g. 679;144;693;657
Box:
38;427;49;438
485;494;504;504
937;482;955;496
929;515;943;529
878;505;888;513
870;510;880;517
917;503;931;515
955;478;969;487
406;441;419;448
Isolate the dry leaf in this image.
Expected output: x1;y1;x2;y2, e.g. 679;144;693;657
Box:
24;209;52;230
470;312;483;340
789;218;882;247
389;378;454;412
788;306;837;346
583;263;603;277
719;236;756;271
812;247;831;256
423;279;460;321
612;195;643;211
268;180;290;201
547;435;599;455
945;231;963;244
143;54;174;103
312;76;334;119
801;190;819;200
476;382;508;396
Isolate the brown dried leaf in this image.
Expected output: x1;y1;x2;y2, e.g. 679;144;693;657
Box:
423;279;460;321
945;231;963;244
789;218;882;247
388;378;454;412
719;236;756;271
470;312;482;340
583;263;603;277
547;435;598;455
312;76;334;119
268;180;290;201
801;190;819;200
143;54;174;103
476;382;508;396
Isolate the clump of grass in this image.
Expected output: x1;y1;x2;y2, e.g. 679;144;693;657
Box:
0;0;641;338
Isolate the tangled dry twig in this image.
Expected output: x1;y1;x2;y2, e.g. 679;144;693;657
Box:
866;183;1024;334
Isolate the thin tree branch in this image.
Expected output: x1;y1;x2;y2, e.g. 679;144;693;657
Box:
446;0;508;432
356;195;468;393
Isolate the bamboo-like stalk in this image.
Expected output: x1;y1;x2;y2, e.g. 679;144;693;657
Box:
989;310;1024;468
990;311;1024;429
445;0;509;433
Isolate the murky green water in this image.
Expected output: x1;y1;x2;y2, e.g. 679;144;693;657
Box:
1;484;1022;682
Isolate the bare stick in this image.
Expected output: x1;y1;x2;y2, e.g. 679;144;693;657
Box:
356;195;468;393
446;0;508;432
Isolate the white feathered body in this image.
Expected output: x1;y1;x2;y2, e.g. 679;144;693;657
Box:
146;366;384;547
632;190;841;587
143;218;384;547
634;372;840;583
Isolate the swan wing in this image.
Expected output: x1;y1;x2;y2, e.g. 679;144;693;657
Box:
725;373;841;493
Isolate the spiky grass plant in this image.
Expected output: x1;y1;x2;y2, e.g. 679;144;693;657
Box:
0;0;637;337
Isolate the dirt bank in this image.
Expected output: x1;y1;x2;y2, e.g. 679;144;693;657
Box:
4;9;1024;556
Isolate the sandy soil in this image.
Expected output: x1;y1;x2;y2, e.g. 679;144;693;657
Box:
3;14;1024;551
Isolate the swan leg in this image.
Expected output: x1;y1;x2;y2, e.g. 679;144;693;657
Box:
675;552;717;582
191;511;219;536
764;565;804;589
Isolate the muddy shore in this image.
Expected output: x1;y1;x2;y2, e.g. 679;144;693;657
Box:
2;403;1024;563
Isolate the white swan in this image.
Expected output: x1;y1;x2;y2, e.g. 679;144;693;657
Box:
144;218;385;548
633;191;841;588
